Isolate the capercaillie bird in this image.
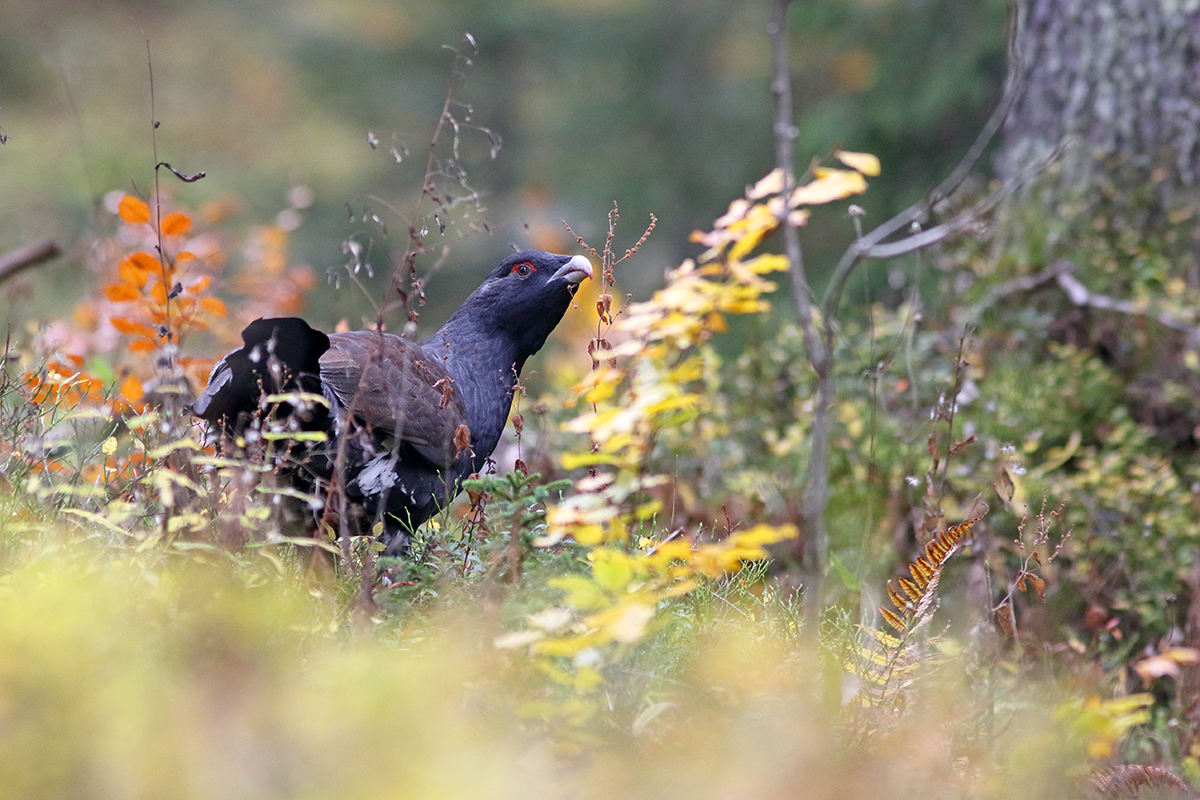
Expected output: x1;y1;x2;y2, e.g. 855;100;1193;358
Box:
190;249;593;556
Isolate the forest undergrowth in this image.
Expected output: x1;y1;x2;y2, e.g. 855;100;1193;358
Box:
4;39;1200;800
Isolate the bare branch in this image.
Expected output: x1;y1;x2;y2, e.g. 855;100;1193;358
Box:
1056;268;1200;340
824;133;1061;330
770;0;819;366
771;0;829;622
851;7;1028;256
155;162;206;183
0;239;61;286
959;259;1074;323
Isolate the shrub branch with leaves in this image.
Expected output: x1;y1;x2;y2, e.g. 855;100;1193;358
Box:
497;157;883;730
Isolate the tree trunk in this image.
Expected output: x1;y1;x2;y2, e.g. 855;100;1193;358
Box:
1000;0;1200;235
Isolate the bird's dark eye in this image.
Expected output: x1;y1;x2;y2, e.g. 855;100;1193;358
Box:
511;261;535;278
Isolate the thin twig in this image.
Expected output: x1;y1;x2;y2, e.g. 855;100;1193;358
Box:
646;527;686;557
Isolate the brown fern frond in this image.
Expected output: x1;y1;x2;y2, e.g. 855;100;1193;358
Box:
880;607;906;632
1087;764;1189;799
924;513;977;562
851;508;989;740
884;511;988;629
925;539;950;562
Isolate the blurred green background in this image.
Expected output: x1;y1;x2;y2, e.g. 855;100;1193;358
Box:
0;0;1007;324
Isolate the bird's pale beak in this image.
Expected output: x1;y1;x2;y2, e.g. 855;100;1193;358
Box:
553;255;594;284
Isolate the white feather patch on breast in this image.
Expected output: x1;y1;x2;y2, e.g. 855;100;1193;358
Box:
354;451;399;496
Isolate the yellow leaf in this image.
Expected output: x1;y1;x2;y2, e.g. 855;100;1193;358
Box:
533;634;602;659
118;258;150;288
110;317;155;338
634;499;662;521
561;451;625;469
791;169;868;206
594;601;654;643
592;551;635;594
120;375;144;404
742;253;790;274
548;575;609;611
574;666;604;692
835;149;882;176
568;522;604;546
746;168;785;199
118;195;151;224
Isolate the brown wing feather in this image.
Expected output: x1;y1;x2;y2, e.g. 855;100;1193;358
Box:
319;331;467;468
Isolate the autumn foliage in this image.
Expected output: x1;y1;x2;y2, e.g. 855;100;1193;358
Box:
0;150;1189;798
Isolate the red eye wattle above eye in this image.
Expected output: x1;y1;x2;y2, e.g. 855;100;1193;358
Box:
511;261;535;276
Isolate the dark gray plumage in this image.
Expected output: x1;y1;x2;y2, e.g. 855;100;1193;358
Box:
191;250;592;556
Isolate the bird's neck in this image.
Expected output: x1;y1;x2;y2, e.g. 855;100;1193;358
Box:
422;322;527;466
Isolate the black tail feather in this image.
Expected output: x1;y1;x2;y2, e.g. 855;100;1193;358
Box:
191;317;331;434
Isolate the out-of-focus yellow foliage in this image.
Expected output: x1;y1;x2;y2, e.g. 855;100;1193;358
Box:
1053;694;1154;761
0;541;528;800
0;529;1099;800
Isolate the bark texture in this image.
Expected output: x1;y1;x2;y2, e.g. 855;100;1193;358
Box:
1001;0;1200;216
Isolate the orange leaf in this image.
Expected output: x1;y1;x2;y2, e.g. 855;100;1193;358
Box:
118;195;151;224
120;374;144;404
104;283;142;302
188;275;212;293
160;212;192;236
129;339;156;353
118;258;150;289
176;251;196;262
110;317;156;338
150;281;168;304
130;251;159;272
199;297;227;317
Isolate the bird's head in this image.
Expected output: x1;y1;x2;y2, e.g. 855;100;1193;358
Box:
447;249;593;356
